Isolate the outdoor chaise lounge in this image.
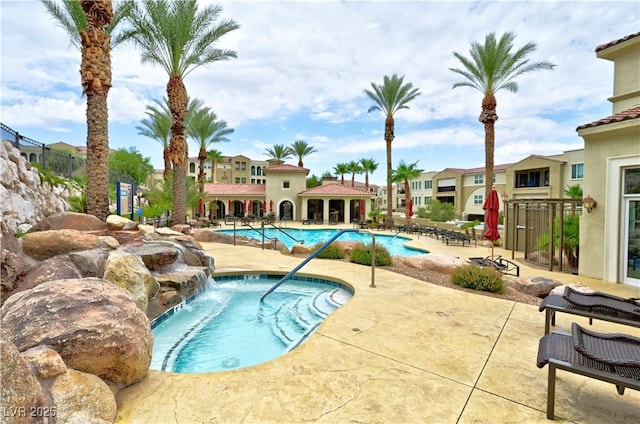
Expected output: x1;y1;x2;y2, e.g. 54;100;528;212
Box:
468;255;520;276
537;323;640;420
539;286;640;335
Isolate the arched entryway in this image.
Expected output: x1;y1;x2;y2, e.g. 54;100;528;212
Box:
279;200;294;221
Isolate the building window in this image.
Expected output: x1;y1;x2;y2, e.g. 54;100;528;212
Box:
251;166;256;175
241;178;246;183
424;196;431;204
425;180;432;189
235;177;240;183
474;174;484;184
235;161;240;170
283;181;290;189
241;161;247;170
189;163;196;173
571;163;584;179
251;179;255;184
474;195;483;205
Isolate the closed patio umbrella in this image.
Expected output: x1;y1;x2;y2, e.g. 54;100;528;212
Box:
269;200;273;212
483;189;501;262
263;199;266;213
359;199;365;217
242;200;247;215
228;200;232;215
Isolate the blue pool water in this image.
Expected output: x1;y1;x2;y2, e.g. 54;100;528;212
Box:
218;228;428;256
151;274;353;373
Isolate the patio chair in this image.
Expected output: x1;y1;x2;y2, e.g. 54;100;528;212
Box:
468;255;520;276
537;323;640;419
539;286;640;334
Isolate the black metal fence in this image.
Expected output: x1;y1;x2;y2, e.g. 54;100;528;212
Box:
504;199;582;274
1;122;134;185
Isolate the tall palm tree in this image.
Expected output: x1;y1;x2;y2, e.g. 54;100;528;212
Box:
188;106;233;194
392;160;424;224
290;139;317;167
364;74;421;227
207;148;224;183
264;144;293;162
333;163;349;185
450;32;555;204
124;0;239;225
359;157;378;192
347;160;362;188
41;0;131;220
564;184;583;215
136;98;172;181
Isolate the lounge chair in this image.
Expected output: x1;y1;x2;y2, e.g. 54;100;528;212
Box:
537;323;640;420
468;255;520;276
539;286;640;334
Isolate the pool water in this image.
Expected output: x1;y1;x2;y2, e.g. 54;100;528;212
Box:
151;274;352;373
218;228;428;256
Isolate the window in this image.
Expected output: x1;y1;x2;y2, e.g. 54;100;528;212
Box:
189;163;196;173
234;161;240;170
571;163;584;179
241;178;246;183
424;196;431;204
251;179;255;184
235;177;240;183
425;180;432;189
283;181;290;189
251;166;256;175
474;174;484;184
474;195;483;205
241;161;247;171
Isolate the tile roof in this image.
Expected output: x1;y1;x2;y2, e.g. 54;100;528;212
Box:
595;32;640;52
203;183;265;196
576;106;640;131
440;163;514;175
299;183;372;196
265;163;310;173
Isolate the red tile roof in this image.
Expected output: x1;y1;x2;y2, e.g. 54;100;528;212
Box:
203;183;266;196
265;163;309;173
299;183;372;196
595;32;640;52
576;106;640;131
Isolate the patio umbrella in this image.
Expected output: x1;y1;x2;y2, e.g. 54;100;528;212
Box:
359;199;365;217
228;200;232;214
482;189;501;262
242;200;247;215
263;199;267;213
269;200;273;212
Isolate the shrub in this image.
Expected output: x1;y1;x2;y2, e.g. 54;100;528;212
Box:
311;242;345;259
451;265;504;293
350;243;392;266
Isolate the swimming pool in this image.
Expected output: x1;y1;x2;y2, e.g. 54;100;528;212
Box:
218;228;428;256
151;273;353;373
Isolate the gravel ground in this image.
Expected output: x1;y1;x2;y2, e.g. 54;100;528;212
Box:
381;257;543;306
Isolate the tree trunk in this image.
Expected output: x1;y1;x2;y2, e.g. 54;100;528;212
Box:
198;146;206;195
163;147;171;181
80;0;113;221
480;93;498;224
384;115;395;228
167;76;189;225
404;181;411;225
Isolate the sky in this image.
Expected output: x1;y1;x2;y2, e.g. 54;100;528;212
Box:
1;0;639;186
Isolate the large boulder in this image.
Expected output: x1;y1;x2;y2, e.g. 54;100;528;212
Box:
21;345;67;379
510;276;563;298
0;333;49;424
49;369;117;424
0;230;22;291
103;250;159;312
126;243;179;271
68;249;110;278
21;229;102;261
30;211;107;232
16;255;82;294
1;278;153;386
397;253;466;275
106;215;138;231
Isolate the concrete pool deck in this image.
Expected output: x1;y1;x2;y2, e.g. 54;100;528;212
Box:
115;223;640;423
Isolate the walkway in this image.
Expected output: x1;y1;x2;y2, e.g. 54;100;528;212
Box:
115;224;640;423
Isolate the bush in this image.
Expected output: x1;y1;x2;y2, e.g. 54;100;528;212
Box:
451;265;504;293
350;243;392;266
311;242;345;259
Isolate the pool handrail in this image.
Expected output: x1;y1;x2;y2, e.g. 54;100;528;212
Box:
262;221;305;245
260;229;376;303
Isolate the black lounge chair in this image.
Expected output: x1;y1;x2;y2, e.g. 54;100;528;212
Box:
537;323;640;420
468;255;520;276
539;286;640;334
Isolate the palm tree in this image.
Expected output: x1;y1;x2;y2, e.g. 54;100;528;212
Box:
290;139;317;167
136;98;172;181
264;144;293;162
333;163;349;185
392;160;424;224
450;32;555;205
364;74;421;227
347;160;362;188
564;184;583;215
41;0;131;220
207;149;224;183
359;157;378;192
188;106;233;194
124;0;239;225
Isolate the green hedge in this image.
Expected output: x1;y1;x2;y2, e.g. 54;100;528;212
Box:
451;265;504;293
350;243;392;266
311;242;346;259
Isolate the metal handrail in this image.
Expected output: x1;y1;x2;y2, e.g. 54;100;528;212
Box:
263;221;305;245
260;229;376;303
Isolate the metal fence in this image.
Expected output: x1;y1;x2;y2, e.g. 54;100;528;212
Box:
504;199;582;274
1;122;134;185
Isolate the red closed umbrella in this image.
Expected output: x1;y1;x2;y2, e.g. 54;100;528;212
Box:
228;200;232;214
407;198;414;220
269;200;273;212
359;199;365;216
242;200;247;214
263;199;267;213
482;189;501;261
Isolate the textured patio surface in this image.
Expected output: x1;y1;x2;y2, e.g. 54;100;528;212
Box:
116;224;640;423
